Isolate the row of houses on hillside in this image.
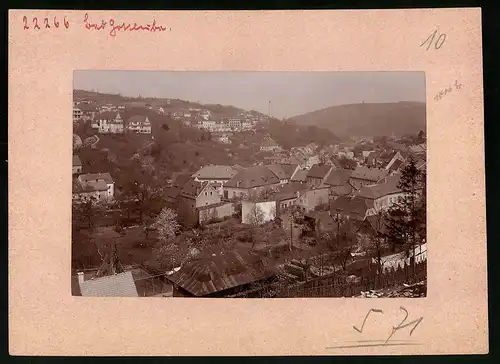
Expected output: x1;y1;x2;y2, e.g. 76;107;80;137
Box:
90;112;152;134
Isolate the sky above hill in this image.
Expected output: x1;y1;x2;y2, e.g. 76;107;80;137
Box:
74;71;426;119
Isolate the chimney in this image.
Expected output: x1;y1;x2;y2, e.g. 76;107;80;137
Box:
77;272;85;285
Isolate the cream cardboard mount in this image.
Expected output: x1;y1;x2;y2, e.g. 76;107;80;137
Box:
8;9;487;356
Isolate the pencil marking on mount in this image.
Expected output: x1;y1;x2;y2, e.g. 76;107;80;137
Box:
421;29;446;50
434;80;464;101
327;307;424;349
353;308;383;333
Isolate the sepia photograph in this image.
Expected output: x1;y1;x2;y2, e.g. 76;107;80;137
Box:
71;71;427;298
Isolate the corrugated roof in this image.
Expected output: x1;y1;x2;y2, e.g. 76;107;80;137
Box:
79;172;114;184
192;165;239;180
73;155;82;167
167;247;276;296
79;271;139;297
356;174;402;200
225;165;280;189
307;164;333;179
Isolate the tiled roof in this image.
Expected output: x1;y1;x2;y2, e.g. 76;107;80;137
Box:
323;169;353;186
350;166;388;182
388;159;403;172
261;136;279;147
266;164;298;180
330;195;374;219
164;186;182;200
166;247;276;296
271;182;307;201
79;172;114;184
192;165;239;180
181;179;209;198
80;180;108;192
79;271;139;297
290;169;308;182
329;183;354;196
128;115;150;125
73;155;82;167
225;165;280;189
356;174;402;199
409;143;426;154
97;111;122;120
307;164;333;179
171;173;191;188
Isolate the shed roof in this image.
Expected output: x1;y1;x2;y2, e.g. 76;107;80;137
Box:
79;271;138;297
167;247;276;296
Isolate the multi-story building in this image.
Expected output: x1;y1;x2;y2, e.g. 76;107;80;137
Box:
126;115;152;134
93;112;124;134
228;118;242;130
73;107;83;122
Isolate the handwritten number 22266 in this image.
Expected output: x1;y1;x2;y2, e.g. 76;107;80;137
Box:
23;16;69;30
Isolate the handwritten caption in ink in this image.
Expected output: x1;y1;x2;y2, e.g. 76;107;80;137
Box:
83;13;170;37
23;15;69;30
421;29;446;50
434;80;464;101
326;307;424;349
22;13;171;37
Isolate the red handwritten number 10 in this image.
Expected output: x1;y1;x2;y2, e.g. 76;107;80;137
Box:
421;29;446;50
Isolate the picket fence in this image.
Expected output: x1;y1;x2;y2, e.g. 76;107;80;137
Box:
232;261;427;298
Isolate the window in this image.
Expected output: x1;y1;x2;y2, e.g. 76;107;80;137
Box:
205;192;207;196
210;192;212;195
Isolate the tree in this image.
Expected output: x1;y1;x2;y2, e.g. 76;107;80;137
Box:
151;208;181;269
363;213;390;275
152;207;180;243
385;159;426;279
247;204;265;226
72;195;105;229
120;156;164;223
337;156;357;170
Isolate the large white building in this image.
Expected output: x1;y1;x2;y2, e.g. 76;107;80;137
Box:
127;115;152;134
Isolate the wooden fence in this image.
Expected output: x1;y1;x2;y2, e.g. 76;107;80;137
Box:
232;261;427;298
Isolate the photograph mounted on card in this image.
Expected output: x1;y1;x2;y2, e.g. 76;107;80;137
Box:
8;8;487;356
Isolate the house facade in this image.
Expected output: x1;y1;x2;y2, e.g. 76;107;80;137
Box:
223;165;281;200
73;107;83;122
306;164;334;188
127;115;152;134
177;180;221;227
355;174;406;213
349;166;388;190
260;136;281;153
295;187;330;212
241;200;277;225
72;155;82;174
77;172;115;201
94;112;124;134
